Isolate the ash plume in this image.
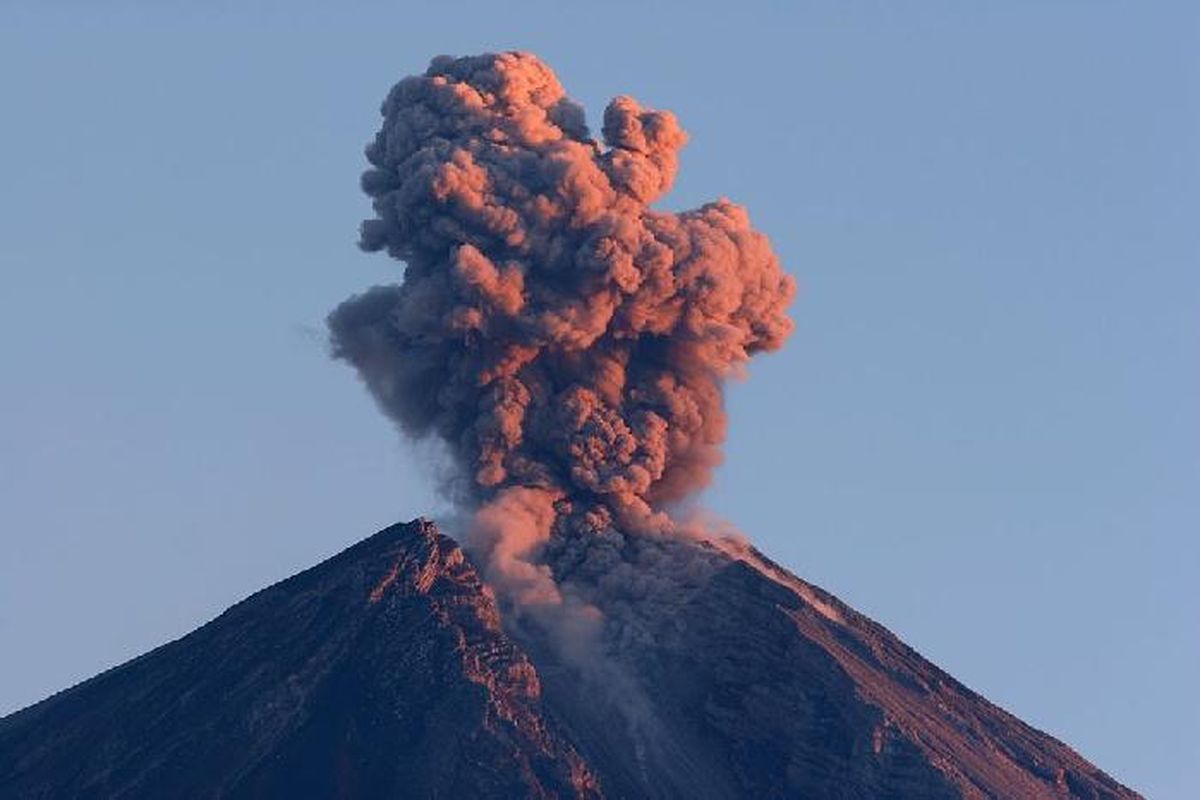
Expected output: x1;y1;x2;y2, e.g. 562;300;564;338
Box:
329;52;794;624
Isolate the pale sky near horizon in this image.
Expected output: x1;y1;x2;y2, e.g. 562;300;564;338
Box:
1;3;1196;797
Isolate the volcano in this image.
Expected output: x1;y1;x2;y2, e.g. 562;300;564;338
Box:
0;519;1138;799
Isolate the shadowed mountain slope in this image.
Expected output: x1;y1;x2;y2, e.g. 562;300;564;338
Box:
0;520;1138;799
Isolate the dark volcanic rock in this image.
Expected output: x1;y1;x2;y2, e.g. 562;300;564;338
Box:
0;521;598;799
612;551;1136;799
0;520;1139;799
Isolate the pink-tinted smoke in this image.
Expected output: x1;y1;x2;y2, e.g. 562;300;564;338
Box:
329;52;794;605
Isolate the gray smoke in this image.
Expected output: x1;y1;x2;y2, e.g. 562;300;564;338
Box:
329;52;793;612
329;50;796;769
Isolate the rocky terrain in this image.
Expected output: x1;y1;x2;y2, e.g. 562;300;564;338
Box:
0;520;1139;799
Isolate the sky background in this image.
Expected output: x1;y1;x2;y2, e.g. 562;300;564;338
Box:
1;2;1196;797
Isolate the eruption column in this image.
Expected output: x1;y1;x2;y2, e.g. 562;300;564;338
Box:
329;52;794;606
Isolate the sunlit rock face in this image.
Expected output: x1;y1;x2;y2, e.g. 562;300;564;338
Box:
0;520;1139;799
0;521;598;799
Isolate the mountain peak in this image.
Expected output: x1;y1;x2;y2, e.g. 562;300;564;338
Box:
0;519;1138;799
0;519;598;799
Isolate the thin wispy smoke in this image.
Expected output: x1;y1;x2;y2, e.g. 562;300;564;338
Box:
329;52;794;611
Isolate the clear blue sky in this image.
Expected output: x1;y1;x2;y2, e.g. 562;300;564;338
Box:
1;3;1195;797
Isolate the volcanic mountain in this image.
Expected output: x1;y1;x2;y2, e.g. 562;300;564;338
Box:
0;519;1137;799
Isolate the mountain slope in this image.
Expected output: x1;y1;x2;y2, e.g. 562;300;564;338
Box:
0;521;597;799
0;520;1138;799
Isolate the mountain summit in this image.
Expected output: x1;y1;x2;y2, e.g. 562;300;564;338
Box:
0;520;1138;799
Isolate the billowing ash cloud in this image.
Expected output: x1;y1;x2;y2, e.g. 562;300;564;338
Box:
329;52;794;612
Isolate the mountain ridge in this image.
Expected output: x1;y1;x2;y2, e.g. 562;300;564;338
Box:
0;519;1140;799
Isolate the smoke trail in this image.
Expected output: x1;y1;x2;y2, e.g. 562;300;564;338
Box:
329;53;794;602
